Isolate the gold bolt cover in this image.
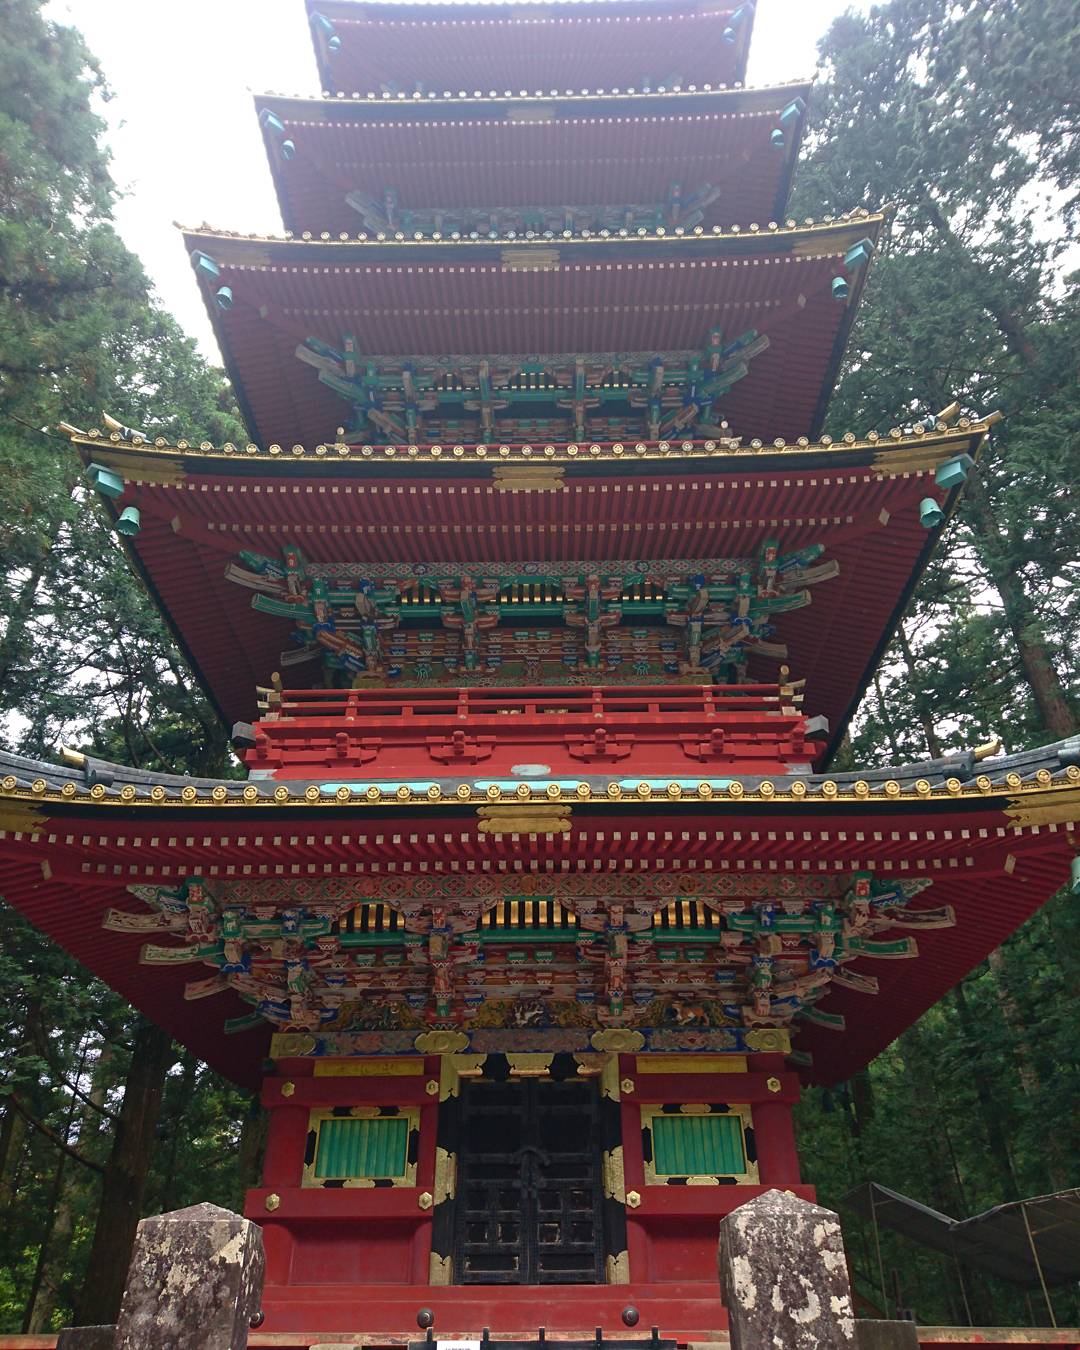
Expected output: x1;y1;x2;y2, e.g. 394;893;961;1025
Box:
418;1191;434;1210
766;1076;782;1094
280;1081;295;1097
425;1079;439;1096
620;1078;635;1095
265;1193;281;1212
626;1190;642;1209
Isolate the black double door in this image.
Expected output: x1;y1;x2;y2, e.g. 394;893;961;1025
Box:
453;1077;604;1284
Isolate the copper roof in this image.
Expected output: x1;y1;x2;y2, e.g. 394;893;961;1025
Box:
181;214;883;450
304;0;757;98
66;415;988;745
1;736;1076;1085
256;84;811;236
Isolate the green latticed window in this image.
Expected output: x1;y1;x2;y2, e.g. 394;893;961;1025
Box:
641;1104;757;1183
651;1112;744;1176
304;1108;419;1186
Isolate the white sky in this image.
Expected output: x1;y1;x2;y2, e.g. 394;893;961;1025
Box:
46;0;865;360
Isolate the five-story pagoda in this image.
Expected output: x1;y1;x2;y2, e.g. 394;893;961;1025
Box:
2;1;1078;1343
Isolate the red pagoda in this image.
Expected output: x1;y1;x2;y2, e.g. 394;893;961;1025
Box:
3;1;1079;1344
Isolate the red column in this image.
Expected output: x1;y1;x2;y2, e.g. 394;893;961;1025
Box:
747;1054;801;1186
262;1103;311;1190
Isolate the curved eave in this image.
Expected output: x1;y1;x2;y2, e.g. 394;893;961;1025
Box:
61;415;993;757
304;0;757;101
255;82;812;236
3;745;1077;815
179;213;884;451
256;80;812;117
64;418;989;475
181;209;880;260
3;739;1075;1085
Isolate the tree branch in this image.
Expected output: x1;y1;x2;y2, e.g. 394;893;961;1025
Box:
3;1093;105;1174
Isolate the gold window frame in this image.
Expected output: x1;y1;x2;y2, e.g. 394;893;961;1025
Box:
302;1105;420;1188
640;1102;758;1185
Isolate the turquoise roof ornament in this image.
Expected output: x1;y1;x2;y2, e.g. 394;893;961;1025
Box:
310;11;341;52
258;108;286;136
116;506;141;537
189;250;220;281
722;3;753;44
85;462;124;499
919;497;945;529
843;237;875;270
935;453;974;490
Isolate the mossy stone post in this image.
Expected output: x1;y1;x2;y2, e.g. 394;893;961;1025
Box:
113;1202;265;1349
55;1330;116;1349
718;1188;857;1349
856;1321;920;1349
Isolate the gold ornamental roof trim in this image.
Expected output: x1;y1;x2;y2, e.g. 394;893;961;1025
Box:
178;208;882;253
1;763;1076;819
256;77;814;112
59;411;998;473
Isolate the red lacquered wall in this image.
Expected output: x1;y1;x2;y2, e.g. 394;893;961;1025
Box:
248;1049;807;1335
250;1056;441;1287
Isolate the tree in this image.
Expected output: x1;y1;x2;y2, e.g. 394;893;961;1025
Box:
0;3;254;1331
791;0;1080;1326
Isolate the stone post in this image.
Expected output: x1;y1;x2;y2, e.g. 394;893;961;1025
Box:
718;1188;857;1349
856;1321;920;1350
112;1201;265;1349
55;1330;116;1350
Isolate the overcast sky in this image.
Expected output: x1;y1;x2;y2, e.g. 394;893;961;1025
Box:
46;0;865;359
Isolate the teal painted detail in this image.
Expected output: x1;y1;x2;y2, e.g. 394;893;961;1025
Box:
258;109;286;136
115;506;141;537
652;1113;745;1176
189;250;220;279
315;1115;409;1180
479;928;578;945
919;497;945;528
337;931;408;948
649;931;723;944
843;237;875;269
85;462;124;499
934;454;973;489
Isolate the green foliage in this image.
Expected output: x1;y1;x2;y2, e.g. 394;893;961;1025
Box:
0;1;254;1332
791;0;1080;1328
0;0;244;770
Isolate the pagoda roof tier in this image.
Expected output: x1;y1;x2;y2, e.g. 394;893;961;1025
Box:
181;213;883;448
256;83;811;237
65;414;993;748
0;734;1076;1087
304;0;757;100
